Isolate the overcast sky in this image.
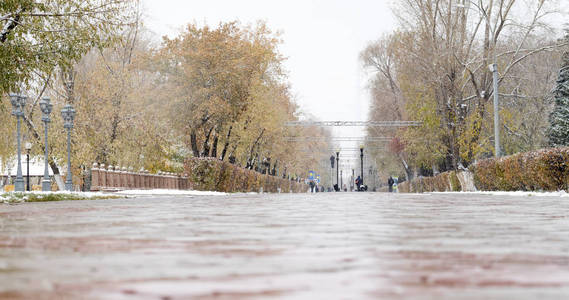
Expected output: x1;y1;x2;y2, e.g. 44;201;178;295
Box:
142;0;397;149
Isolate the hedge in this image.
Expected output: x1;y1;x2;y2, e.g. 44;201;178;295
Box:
398;170;468;193
472;147;569;191
184;158;308;193
396;147;569;193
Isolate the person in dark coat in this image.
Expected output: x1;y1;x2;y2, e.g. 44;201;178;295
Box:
388;176;394;192
355;176;361;191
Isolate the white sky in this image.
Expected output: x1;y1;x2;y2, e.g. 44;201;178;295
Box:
142;0;397;150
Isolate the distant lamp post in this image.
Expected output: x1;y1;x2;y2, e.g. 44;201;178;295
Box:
40;97;53;191
360;146;364;186
329;155;335;190
61;104;76;191
10;94;26;192
489;63;501;157
25;142;32;191
336;151;339;190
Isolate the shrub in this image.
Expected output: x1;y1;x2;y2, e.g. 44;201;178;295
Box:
185;158;308;193
472;147;569;191
394;170;470;193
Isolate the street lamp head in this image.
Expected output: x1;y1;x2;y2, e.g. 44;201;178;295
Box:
10;94;26;117
25;142;32;151
9;94;19;113
488;63;497;73
40;97;53;122
61;104;76;129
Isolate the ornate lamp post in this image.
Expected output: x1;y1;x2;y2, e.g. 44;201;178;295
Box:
10;94;26;192
61;104;76;191
40;97;53;191
25;142;32;191
360;146;364;186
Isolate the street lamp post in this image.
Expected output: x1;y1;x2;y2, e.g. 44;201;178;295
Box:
360;147;364;186
336;151;339;190
40;97;53;191
61;104;76;191
10;94;26;192
25;142;32;191
329;155;335;191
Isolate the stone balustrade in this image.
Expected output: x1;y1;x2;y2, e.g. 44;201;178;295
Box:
90;163;190;191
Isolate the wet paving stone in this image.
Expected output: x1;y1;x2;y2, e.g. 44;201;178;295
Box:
1;192;569;299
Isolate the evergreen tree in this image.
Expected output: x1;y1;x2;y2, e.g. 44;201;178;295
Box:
547;34;569;147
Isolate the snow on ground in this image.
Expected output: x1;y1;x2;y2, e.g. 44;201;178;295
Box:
1;190;229;203
113;189;228;196
434;191;569;197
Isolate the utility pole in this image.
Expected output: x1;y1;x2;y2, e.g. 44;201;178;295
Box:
490;63;501;157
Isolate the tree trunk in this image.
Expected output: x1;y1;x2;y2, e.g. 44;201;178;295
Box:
220;126;233;161
190;130;199;157
211;133;219;158
272;160;278;176
399;154;412;181
202;126;214;157
247;128;265;168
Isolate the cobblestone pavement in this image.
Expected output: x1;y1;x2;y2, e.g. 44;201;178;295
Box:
1;192;569;299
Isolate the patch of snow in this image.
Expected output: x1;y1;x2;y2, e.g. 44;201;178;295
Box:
113;189;228;196
434;191;569;197
1;191;107;196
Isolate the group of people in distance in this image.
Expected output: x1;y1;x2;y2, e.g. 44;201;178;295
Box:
308;175;398;193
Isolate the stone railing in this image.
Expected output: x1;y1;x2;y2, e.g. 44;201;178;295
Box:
90;163;189;191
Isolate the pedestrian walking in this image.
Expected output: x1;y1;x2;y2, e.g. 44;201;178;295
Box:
355;176;361;191
388;176;394;193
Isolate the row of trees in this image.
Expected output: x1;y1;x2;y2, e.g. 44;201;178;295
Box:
361;0;568;181
1;0;330;188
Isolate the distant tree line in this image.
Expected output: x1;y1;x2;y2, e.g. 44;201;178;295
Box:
361;0;568;181
1;0;331;185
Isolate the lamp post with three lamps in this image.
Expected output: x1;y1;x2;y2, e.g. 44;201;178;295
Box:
61;104;76;191
40;97;53;191
9;94;26;192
